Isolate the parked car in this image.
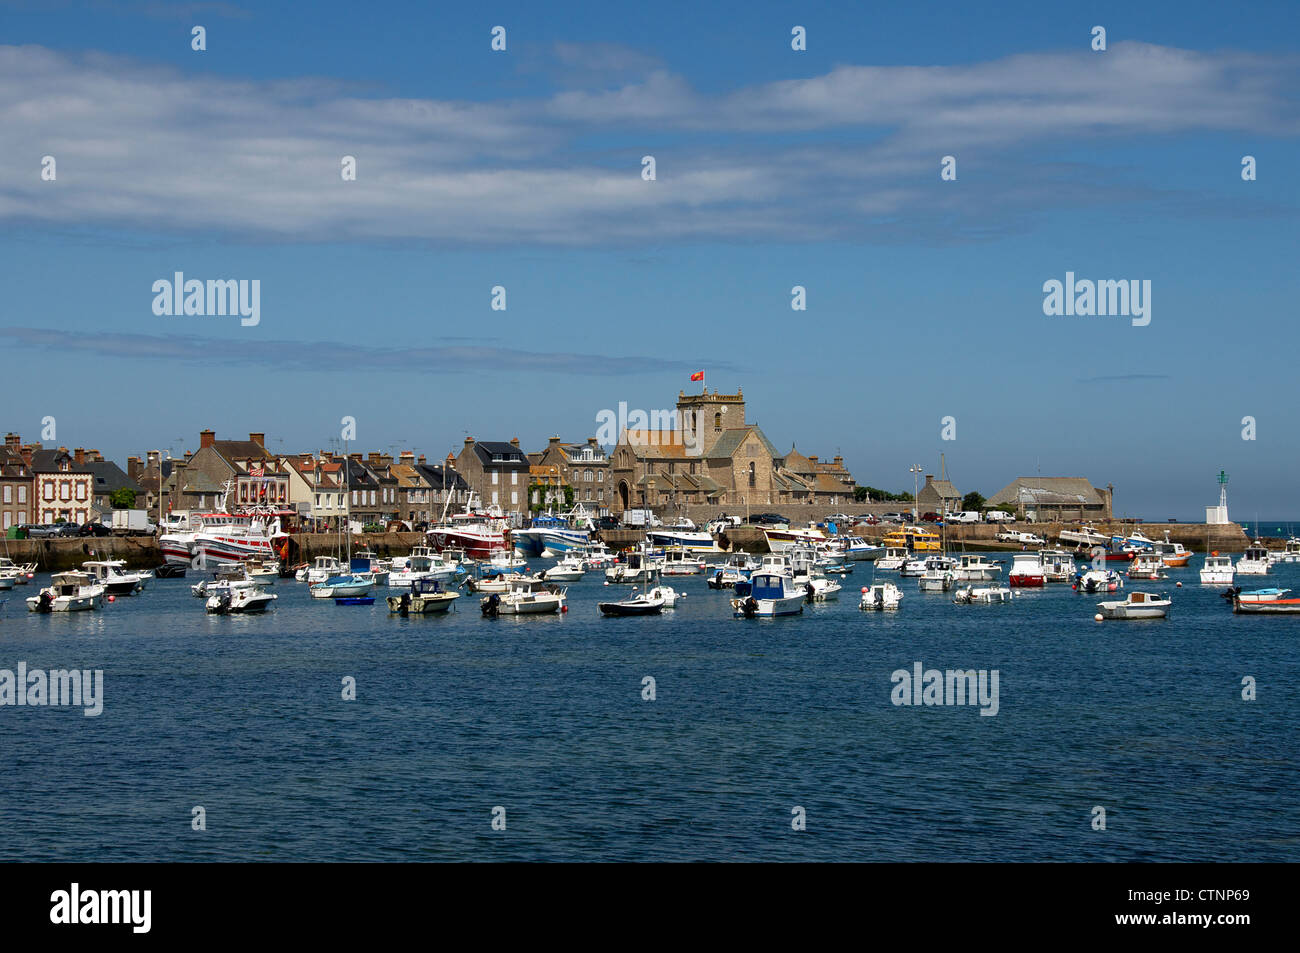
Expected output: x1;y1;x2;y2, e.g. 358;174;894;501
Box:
984;511;1016;523
79;521;113;537
920;512;939;523
594;516;621;532
826;513;851;524
853;514;879;525
27;523;80;538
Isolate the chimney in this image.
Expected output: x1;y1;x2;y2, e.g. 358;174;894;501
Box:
808;455;818;466
548;436;561;448
19;446;32;467
510;437;520;448
924;474;934;486
184;450;192;461
367;452;380;465
400;451;415;463
587;437;597;447
417;454;426;465
88;449;103;462
4;433;19;449
250;432;265;448
833;455;843;467
446;452;455;466
200;429;215;449
127;456;142;482
464;436;475;447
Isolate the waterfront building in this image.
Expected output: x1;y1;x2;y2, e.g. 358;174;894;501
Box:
535;436;610;507
454;438;529;513
608;388;857;512
986;477;1114;522
0;435;32;530
916;474;961;516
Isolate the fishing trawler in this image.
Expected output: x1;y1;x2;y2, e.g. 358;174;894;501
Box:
427;495;509;559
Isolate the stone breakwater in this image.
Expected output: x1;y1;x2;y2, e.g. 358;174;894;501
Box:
2;523;1253;570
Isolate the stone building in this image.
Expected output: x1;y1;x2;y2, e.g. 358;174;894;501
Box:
454;438;529;513
608;388;856;512
535;437;610;508
986;477;1114;522
916;474;961;516
1;435;32;530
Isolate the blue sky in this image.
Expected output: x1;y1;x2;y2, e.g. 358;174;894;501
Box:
2;0;1298;517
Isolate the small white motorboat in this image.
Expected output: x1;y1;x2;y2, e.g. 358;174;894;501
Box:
297;556;344;584
26;572;105;612
1236;546;1272;576
205;587;277;614
310;574;375;600
874;547;909;571
543;554;587;582
1199;554;1235;585
859;582;903;610
481;576;566;616
387;578;460;614
81;559;150;596
1125;553;1167;581
1097;591;1171;620
1073;569;1124;593
732;571;806;617
952;554;1001;581
953;585;1012;604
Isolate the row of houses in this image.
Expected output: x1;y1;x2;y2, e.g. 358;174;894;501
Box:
1;435;141;530
3;385;1114;531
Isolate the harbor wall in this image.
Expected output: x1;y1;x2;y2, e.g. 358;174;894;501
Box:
4;523;1253;571
598;521;1251;555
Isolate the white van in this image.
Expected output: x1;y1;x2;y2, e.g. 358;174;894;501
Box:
948;512;981;524
984;511;1015;523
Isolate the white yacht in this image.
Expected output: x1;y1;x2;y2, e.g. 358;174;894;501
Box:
1058;525;1110;548
543;553;587;582
1038;550;1076;583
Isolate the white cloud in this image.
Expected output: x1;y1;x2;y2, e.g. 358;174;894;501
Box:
1;41;1295;245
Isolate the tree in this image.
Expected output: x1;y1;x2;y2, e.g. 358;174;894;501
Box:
109;488;138;509
962;491;986;512
853;486;869;503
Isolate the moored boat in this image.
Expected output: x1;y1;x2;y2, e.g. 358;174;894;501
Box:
26;572;105;612
953;585;1012;604
1231;587;1300;614
1236;546;1272;575
859;582;903;610
1097;591;1170;620
731;571;806;617
1199;553;1235;585
386;578;460;614
1008;552;1045;587
205;586;277;614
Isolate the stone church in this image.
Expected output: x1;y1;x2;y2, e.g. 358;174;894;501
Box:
608;388;855;512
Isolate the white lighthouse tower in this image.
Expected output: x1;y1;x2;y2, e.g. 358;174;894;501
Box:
1206;470;1229;525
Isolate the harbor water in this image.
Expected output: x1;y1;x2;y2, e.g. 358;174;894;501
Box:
1;554;1297;861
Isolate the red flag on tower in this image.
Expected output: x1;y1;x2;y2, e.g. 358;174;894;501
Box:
690;371;704;381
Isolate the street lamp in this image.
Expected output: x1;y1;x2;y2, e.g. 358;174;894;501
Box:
910;465;923;523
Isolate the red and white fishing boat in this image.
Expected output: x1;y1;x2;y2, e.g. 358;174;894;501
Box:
1008;552;1045;587
427;502;509;560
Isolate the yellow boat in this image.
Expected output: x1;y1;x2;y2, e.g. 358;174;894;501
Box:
883;526;941;552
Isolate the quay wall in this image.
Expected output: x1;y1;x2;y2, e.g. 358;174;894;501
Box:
5;523;1253;571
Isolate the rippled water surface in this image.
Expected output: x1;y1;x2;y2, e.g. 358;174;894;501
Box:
1;554;1296;861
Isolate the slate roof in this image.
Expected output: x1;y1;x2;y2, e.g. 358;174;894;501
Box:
472;442;529;466
987;478;1105;507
